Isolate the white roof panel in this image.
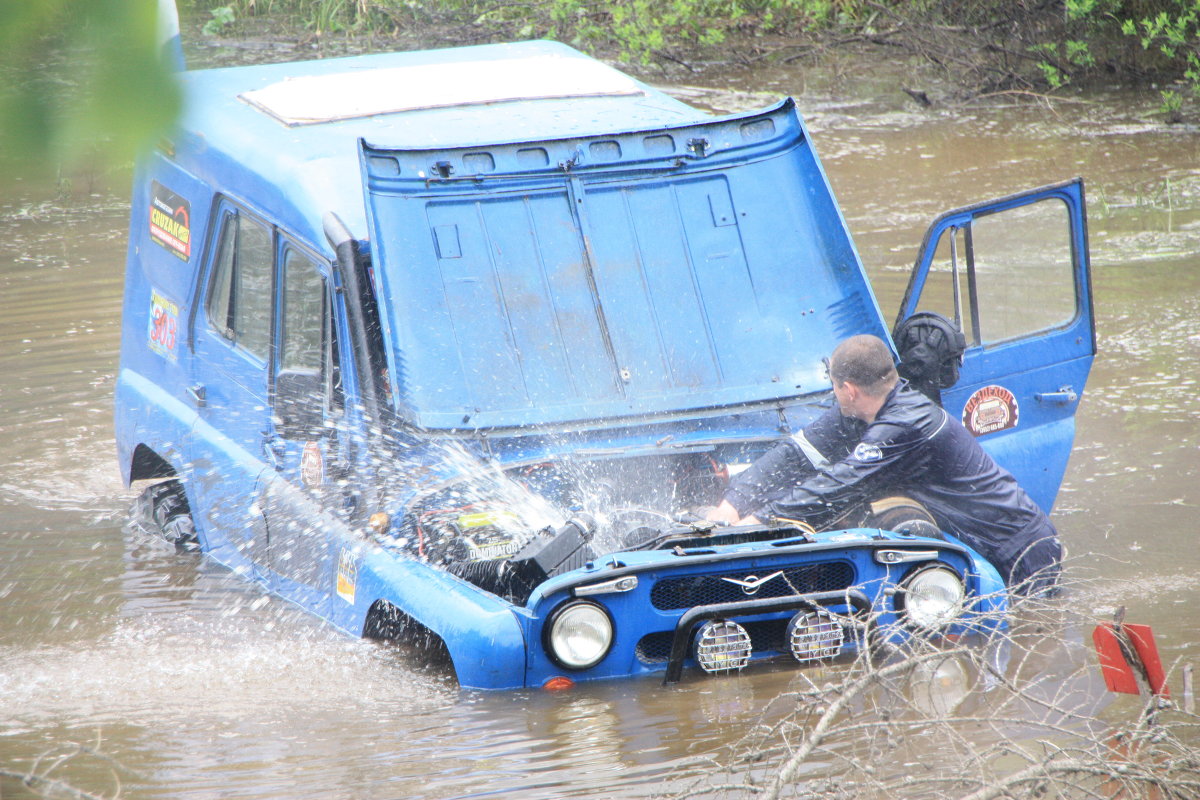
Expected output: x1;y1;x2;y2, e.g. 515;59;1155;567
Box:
239;53;646;126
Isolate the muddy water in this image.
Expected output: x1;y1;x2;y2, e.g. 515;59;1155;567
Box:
2;48;1198;799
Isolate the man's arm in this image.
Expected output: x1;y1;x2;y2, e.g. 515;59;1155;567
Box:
721;439;812;519
765;421;923;523
714;406;858;520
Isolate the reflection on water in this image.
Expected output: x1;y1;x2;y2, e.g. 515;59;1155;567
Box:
2;47;1198;800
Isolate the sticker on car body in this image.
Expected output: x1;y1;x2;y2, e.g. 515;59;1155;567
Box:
149;181;192;261
301;441;324;487
148;289;179;361
336;546;358;604
962;385;1019;436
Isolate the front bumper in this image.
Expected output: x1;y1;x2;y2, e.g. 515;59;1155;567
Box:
663;589;872;682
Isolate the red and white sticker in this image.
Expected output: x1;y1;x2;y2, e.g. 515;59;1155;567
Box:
300;440;324;487
148;289;178;361
962;385;1019;437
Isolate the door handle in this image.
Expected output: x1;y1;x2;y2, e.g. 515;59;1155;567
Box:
187;384;206;408
262;434;283;469
1035;387;1077;405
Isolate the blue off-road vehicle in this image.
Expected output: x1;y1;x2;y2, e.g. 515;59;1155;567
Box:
116;41;1094;689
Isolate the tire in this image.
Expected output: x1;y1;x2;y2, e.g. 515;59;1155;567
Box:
134;480;198;549
863;496;942;539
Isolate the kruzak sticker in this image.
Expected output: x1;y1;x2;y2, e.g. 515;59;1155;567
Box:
148;289;179;361
962;385;1019;436
149;181;192;261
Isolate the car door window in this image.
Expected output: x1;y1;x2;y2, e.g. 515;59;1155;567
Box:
274;246;341;441
915;197;1078;348
969;200;1076;343
280;248;325;373
236;219;274;360
205;209;273;360
206;212;237;338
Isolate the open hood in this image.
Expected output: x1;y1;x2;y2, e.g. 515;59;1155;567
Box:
360;99;888;430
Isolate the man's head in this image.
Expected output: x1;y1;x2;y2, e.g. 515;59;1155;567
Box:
828;334;899;421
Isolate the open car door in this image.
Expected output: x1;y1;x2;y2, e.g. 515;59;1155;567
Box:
895;179;1095;513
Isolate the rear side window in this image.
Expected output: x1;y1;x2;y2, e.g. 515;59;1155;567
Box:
205;210;274;360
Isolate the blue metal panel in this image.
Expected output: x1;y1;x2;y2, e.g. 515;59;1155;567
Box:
362;99;890;430
518;534;1005;687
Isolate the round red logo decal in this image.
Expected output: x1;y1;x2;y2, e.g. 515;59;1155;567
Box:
962;385;1019;437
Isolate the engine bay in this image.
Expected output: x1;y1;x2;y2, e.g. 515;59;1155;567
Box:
375;446;946;604
389;450;799;602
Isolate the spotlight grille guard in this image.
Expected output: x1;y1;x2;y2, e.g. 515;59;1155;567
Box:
663;589;873;684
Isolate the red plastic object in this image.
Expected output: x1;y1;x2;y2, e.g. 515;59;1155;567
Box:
1092;622;1170;697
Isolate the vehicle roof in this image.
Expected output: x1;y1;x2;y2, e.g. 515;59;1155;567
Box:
173;40;706;247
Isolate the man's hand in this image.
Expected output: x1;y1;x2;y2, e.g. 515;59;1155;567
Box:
706;499;742;525
706;500;762;526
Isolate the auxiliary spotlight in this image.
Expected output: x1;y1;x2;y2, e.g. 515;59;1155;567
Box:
694;619;752;673
786;609;844;663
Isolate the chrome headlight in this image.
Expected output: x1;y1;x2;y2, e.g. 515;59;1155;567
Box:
900;566;965;629
544;601;613;670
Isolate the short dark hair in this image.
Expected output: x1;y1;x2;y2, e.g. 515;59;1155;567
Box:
829;334;898;396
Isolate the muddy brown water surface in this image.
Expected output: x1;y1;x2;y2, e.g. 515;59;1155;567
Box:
2;41;1199;799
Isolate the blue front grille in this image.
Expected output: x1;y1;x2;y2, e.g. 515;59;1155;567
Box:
636;619;792;664
649;562;855;611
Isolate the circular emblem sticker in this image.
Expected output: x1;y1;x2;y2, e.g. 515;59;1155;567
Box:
300;440;324;487
962;385;1019;437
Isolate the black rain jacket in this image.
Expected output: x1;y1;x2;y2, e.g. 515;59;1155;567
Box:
724;381;1060;592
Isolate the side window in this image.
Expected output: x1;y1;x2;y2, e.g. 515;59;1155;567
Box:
237;219;273;359
916;198;1077;347
206;213;237;338
280;249;325;373
969;200;1076;342
204;207;273;361
275;245;342;439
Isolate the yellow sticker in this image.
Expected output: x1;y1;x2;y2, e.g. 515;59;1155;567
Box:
336;547;358;604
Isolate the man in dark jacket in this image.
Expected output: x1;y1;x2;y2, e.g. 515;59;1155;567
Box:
707;334;1060;594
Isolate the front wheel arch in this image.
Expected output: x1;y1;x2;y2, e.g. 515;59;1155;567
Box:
127;443;177;484
362;599;454;672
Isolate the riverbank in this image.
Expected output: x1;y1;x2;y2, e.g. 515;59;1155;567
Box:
186;0;1197;118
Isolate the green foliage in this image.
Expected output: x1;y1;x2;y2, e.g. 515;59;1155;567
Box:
1038;61;1068;89
1065;0;1123;21
0;0;182;176
1028;42;1067;89
1118;0;1200;116
1159;87;1184;115
203;5;237;35
192;0;866;59
184;0;1200;115
1065;39;1095;68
